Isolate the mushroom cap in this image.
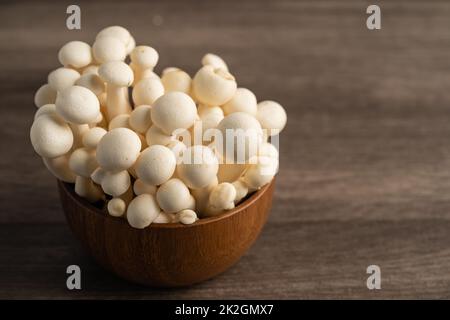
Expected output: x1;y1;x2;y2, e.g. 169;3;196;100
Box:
108;114;132;130
133;178;157;196
75;73;105;96
82;127;107;149
48;67;80;92
145;125;172;146
30;114;73;158
153;212;176;224
129;105;152;133
69;147;98;178
130;46;159;69
93;36;127;63
107;198;127;217
242;156;278;189
132;77;164;106
156;178;192;213
201;53;229;71
176;209;198;225
96;26;131;46
96;128;142;171
256;100;287;136
232;179;249;203
58;41;92;69
75;176;104;203
258;142;279;159
176;145;219;189
192;65;237;106
209;182;236;211
101;170;131;197
161;68;192;94
222;87;257;116
198;104;224;117
126;35;136;54
34;84;57;108
34;104;57;120
126;194;161;229
98;61;134;87
135;145;176;186
151;92;197;135
55;85;100;124
91;167;107;185
42;154;76;183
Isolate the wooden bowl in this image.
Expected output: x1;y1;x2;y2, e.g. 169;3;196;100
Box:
58;179;275;287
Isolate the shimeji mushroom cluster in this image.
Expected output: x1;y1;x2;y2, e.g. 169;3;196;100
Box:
30;26;287;228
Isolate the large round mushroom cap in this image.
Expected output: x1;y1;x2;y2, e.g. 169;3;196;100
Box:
30;114;73;158
96;128;141;172
96;26;131;46
156;178;192;213
93;36;127;63
132;77;164;106
151;92;197;135
58;41;92;69
192;65;237;106
55;85;100;124
177;145;219;189
135;145;176;186
256;100;287;136
48;68;80;92
98;61;134;87
126;194;160;229
130;46;159;69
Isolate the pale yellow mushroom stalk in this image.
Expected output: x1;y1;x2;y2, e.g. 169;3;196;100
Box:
98;61;134;121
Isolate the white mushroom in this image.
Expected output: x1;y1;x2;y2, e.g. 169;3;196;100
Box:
69;147;98;178
82;127;107;149
153;212;176;224
176;145;219;189
48;67;80;92
96;128;141;171
258;142;279;159
75;73;105;97
126;194;161;229
55;85;100;124
215;112;263;163
34;84;57;108
197;104;224;118
96;26;132;47
91;167;107;185
107;198;127;217
133;178;157;196
108;114;132;130
130;45;159;72
129;105;152;134
161;68;192;94
34;104;56;119
156;178;192;213
98;61;133;121
232;179;249;204
222;88;257;116
30;113;73;158
201;53;229;71
69;123;90;149
132;77;164;106
101;170;131;197
145;125;172;146
242;156;278;189
151;92;197;135
256;101;287;136
74;176;104;202
58;41;93;69
176;209;198;225
191;176;218;216
135;145;176;186
92;36;127;63
192;65;236;106
206;182;236;216
42;154;76;183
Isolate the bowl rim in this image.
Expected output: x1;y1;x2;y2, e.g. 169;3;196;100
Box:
59;178;275;229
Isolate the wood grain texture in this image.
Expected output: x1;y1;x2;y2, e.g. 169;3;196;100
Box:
58;180;274;287
1;0;450;298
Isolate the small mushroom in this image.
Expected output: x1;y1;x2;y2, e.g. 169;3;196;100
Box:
82;127;107;149
55;85;100;125
132;77;164;106
75;73;105;98
192;65;236;106
222;88;257;116
98;61;134;121
34;84;57;108
108;114;132;130
96;26;132;48
156;178;192;213
107;198;127;217
176;209;198;225
232;179;249;204
48;67;80;92
205;182;237;216
129;105;152;134
69;147;98;178
126;194;161;229
58;41;93;69
161;68;192;94
34;104;56;120
151;92;197;135
92;36;127;63
135;145;176;186
96;128;141;172
242;156;278;190
130;45;159;73
74;176;104;203
133;178;157;196
42;154;76;183
176;145;219;189
153;212;176;224
256;101;287;136
90;167;107;185
30;113;73;158
191;176;218;216
201;53;229;71
101;170;131;197
145;125;172;146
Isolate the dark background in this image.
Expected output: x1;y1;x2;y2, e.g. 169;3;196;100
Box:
1;0;450;298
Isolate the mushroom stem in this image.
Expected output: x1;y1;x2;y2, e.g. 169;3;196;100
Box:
106;84;132;122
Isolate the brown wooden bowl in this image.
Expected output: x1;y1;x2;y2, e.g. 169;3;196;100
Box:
58;179;275;287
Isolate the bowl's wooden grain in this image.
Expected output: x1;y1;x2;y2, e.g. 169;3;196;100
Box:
58;179;275;287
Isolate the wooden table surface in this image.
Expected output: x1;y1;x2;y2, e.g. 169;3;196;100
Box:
1;0;450;299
